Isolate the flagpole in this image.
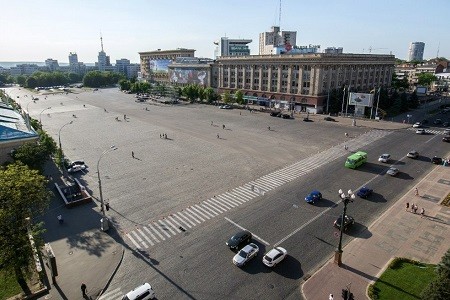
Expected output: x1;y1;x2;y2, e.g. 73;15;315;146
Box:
375;87;381;119
341;86;346;116
370;88;375;119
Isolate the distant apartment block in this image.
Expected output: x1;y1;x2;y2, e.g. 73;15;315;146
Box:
408;42;425;62
10;64;39;76
45;58;59;71
217;37;252;57
259;26;297;55
126;64;140;79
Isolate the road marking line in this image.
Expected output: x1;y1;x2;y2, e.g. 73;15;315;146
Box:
224;217;270;246
98;287;122;299
191;205;211;219
203;200;226;213
126;233;141;249
234;186;258;199
200;203;219;216
169;215;188;229
195;203;216;217
254;177;279;189
143;226;160;243
216;195;238;207
148;223;166;240
184;208;204;223
218;194;240;206
131;231;147;248
137;228;154;246
163;218;182;233
174;212;194;227
229;190;251;201
176;211;197;227
223;192;247;204
209;197;233;210
158;220;176;236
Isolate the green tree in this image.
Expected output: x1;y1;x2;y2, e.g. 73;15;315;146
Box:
222;91;232;104
400;92;408;112
204;87;216;104
119;79;131;91
10;142;49;172
198;86;205;102
0;162;50;287
16;75;26;86
182;84;200;102
409;91;420;109
417;73;437;86
235;90;244;105
421;248;450;300
25;77;37;89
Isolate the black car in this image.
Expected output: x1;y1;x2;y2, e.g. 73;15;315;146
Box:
226;230;252;250
431;156;443;164
334;215;355;231
443;136;450;143
324;116;336;122
270;111;282;117
303;117;312;122
281;113;291;119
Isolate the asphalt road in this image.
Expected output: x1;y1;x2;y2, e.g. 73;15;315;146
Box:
5;87;450;300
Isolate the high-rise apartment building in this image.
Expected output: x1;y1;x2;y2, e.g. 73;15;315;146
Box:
69;52;78;66
408;42;425;62
97;36;112;71
45;58;59;71
217;37;252;57
259;26;297;55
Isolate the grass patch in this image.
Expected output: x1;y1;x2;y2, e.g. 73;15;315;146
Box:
0;267;22;299
370;259;437;299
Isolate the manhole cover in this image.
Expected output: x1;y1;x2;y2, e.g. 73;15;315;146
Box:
268;284;275;289
68;251;73;255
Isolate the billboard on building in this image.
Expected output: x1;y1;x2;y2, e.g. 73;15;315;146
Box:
149;59;171;73
348;93;373;107
169;68;208;85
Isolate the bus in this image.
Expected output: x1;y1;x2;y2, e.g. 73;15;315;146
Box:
345;151;368;169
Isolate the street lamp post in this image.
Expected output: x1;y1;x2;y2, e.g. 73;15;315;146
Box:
97;145;117;231
39;107;52;124
58;121;73;170
341;87;346;117
334;189;356;266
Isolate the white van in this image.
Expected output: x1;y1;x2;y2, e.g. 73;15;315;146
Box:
122;283;155;300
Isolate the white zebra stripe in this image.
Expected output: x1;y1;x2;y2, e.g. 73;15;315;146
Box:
148;223;166;241
157;220;175;236
166;216;183;232
131;231;147;248
183;208;203;223
126;233;141;249
143;226;160;243
159;219;177;235
176;211;197;227
174;212;194;228
200;203;219;216
190;205;211;219
193;204;215;218
203;200;226;213
137;228;154;246
209;197;233;210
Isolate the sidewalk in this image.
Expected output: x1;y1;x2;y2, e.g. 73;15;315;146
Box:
302;164;450;299
37;162;124;300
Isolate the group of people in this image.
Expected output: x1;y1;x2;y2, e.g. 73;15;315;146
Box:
405;202;425;217
160;133;168;139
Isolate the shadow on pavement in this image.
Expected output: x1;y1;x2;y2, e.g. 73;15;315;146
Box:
340;263;377;282
364;192;387;203
348;224;372;239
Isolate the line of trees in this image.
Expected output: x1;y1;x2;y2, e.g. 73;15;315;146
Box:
17;71;82;89
83;71;124;88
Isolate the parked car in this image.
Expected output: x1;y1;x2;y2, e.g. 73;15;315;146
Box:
123;282;155;300
378;154;391;163
233;243;259;267
431;156;443;164
407;150;419;159
226;230;252;250
416;128;425;134
219;105;232;109
270;111;282;117
444;129;450;135
443;136;450;143
67;164;86;173
357;187;373;198
262;247;288;267
333;215;355;231
305;190;322;204
386;167;399;176
281;113;291;119
412;122;422;128
324;116;336;122
68;160;85;168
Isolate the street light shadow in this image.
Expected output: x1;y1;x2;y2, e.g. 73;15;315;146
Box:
347;224;372;239
315;198;338;208
271;255;304;279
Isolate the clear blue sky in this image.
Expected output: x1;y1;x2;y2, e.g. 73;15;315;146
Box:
1;0;449;63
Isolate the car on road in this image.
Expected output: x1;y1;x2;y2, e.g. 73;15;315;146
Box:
386;167;399;176
123;282;155;300
333;215;355;231
219;105;232;109
412;122;422;128
226;230;252;250
68;160;85;168
407;150;419;159
233;243;259;267
443;136;450;142
262;247;288;267
444;129;450;135
305;190;322;204
270;111;282;117
324;116;336;122
415;128;425;134
357;187;373;198
67;164;86;173
281;113;291;119
378;154;391;163
431;156;443;164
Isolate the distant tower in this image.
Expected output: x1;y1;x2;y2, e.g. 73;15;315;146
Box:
408;42;425;62
98;34;109;71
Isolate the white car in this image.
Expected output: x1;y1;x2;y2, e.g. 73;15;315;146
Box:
416;128;425;134
378;154;391;163
412;122;422;128
67;164;86;173
262;247;287;267
233;243;259;267
386;167;399;176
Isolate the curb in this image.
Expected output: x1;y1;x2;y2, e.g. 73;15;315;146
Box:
96;244;125;300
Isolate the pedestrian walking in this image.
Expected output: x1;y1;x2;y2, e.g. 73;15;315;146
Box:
124;114;127;120
217;134;219;139
268;126;271;131
344;145;348;150
222;124;225;129
420;208;425;218
159;134;162;138
81;283;87;297
345;132;349;137
131;151;135;159
57;215;63;224
413;204;418;214
164;133;167;139
414;187;419;196
406;202;409;211
329;294;334;300
240;112;241;115
211;121;213;126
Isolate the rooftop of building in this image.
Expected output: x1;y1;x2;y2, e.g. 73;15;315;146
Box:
139;48;196;55
0;103;38;141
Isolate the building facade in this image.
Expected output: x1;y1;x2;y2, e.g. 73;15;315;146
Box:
45;59;59;71
219;37;252;56
259;26;297;55
408;42;425;62
138;48;196;83
168;57;215;87
216;53;395;113
10;64;39;76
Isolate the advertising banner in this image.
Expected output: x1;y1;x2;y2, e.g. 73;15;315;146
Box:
149;59;172;73
348;93;373;107
169;68;208;85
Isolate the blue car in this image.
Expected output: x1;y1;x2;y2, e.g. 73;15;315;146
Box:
305;190;322;204
357;187;373;198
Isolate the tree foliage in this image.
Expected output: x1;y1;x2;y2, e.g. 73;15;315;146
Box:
182;84;200;102
235;90;244;105
204;87;217;104
421;248;450;300
0;162;51;282
417;73;437;86
222;91;232;104
20;71;82;89
83;71;123;88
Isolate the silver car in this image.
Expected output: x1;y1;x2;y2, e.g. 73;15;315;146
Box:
386;167;399;176
232;243;259;267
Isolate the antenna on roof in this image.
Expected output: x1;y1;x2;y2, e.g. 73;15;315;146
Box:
279;0;282;28
100;32;104;52
436;41;440;58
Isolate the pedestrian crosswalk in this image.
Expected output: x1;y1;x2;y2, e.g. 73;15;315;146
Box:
123;130;392;250
407;127;448;135
98;287;123;300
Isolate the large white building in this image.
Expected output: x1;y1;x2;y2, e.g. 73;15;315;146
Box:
217;37;252;57
259;26;297;55
408;42;425;62
10;64;39;76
